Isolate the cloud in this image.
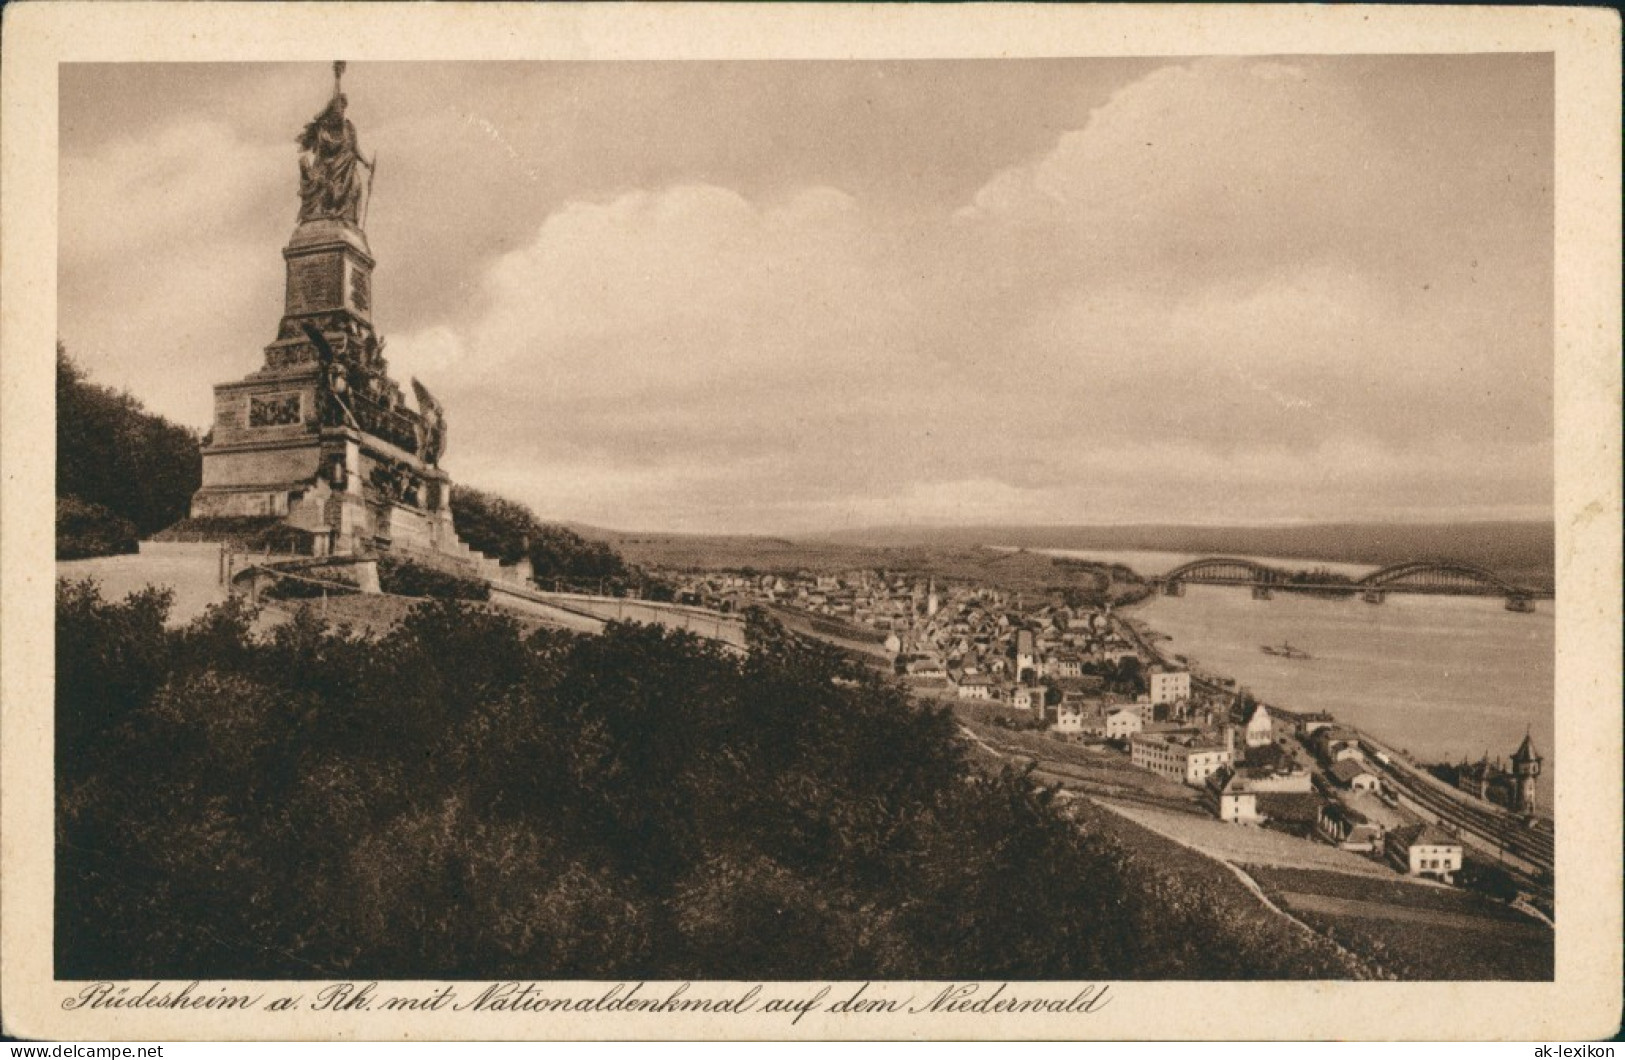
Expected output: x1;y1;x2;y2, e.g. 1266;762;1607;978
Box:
60;117;291;423
60;120;284;269
58;60;1552;533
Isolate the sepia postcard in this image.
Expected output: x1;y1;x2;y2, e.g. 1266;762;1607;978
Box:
2;1;1620;1043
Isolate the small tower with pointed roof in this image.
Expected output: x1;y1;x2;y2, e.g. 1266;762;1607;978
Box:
1510;729;1542;816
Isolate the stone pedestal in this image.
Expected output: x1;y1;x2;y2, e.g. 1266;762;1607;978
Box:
190;217;465;563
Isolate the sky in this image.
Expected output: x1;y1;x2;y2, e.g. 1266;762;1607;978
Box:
59;56;1554;534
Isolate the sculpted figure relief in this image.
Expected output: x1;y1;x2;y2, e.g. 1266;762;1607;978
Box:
412;378;449;466
297;64;373;225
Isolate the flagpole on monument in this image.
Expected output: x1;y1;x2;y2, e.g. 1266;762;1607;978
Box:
333;59;380;232
363;152;377;231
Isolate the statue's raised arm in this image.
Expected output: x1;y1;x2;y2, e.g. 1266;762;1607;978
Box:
296;62;370;226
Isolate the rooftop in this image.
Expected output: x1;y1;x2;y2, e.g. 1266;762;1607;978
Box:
1389;823;1461;849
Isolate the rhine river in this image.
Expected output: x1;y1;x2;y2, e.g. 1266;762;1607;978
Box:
1038;548;1556;805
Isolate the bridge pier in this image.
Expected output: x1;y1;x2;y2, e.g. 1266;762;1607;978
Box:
1162;580;1185;597
1251;584;1272;600
1505;594;1535;613
1362;589;1386;605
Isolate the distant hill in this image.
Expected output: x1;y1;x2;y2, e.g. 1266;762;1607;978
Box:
804;522;1554;586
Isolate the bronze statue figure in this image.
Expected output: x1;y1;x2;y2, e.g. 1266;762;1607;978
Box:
297;62;374;226
412;378;448;466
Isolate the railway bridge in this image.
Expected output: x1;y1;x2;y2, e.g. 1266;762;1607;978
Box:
1154;557;1549;609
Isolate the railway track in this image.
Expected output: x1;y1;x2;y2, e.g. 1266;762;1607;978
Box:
1375;759;1552;874
1114;612;1553;893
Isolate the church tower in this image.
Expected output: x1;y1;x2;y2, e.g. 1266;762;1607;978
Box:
1509;729;1542;816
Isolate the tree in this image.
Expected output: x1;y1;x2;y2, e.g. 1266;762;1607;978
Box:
57;344;201;554
450;484;648;590
57;585;1381;981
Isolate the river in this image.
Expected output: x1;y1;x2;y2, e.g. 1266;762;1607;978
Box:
1034;548;1556;807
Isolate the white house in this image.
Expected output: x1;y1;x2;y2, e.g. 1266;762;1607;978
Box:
1131;729;1234;786
1105;708;1142;740
1206;767;1262;824
1148;666;1191;706
955;674;995;700
1240;700;1274;748
1010;685;1047;712
1386;824;1463;883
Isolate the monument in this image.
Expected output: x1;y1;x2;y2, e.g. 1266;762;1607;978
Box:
190;63;462;560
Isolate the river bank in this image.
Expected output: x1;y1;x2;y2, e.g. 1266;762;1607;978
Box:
1027;546;1555;807
1111;589;1556;850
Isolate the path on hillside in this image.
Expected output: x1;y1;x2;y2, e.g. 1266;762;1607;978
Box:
1099;800;1394;877
961;723;1382;976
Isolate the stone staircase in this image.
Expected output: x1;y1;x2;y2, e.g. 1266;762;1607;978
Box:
391;533;530;588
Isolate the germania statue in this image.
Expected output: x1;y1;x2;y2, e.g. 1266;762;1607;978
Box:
297;61;375;226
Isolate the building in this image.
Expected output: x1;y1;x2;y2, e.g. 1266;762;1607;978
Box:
1451;732;1542;815
1318;803;1385;852
1386;824;1463;883
1048;653;1084;679
1328;758;1381;793
905;656;946;679
1312;726;1363;765
1130;728;1234;786
1510;731;1543;815
1206;767;1262;824
1053;700;1089;734
1014;630;1038;680
1239;700;1274;748
1207;765;1319;827
1104;708;1142;740
1147;666;1191;706
955;674;995;700
1010;685;1047;713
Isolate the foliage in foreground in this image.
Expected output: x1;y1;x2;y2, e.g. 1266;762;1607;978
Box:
59;581;1362;980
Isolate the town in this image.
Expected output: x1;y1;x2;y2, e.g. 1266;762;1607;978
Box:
667;566;1551;911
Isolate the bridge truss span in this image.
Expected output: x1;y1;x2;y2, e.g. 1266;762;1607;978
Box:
1156;555;1545;603
1160;557;1283;585
1355;561;1514;596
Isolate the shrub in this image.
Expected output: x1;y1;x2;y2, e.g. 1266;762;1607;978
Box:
57;495;139;560
57;345;200;538
261;567;361;601
57;589;1387;981
376;556;489;601
450;484;638;589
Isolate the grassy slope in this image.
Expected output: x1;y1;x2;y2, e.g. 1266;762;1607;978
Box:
1246;866;1553;980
